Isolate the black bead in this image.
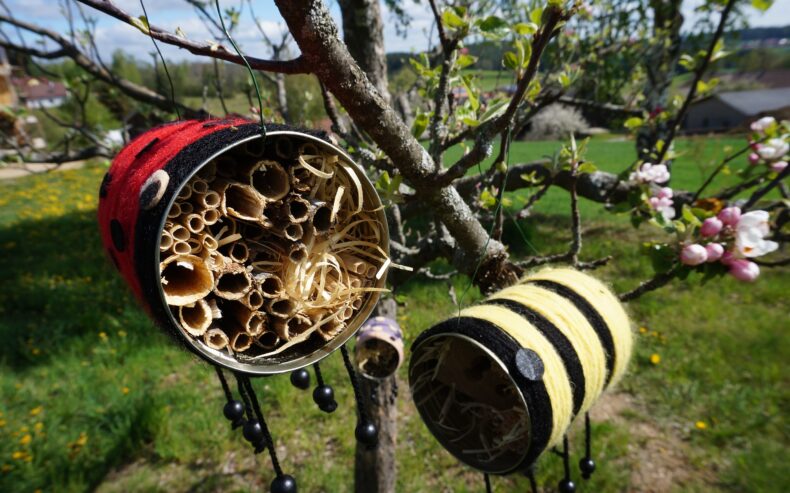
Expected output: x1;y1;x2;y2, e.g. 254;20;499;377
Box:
558;478;576;493
223;400;245;421
270;474;297;493
312;385;337;413
579;458;596;479
242;420;264;444
290;369;311;390
355;421;378;447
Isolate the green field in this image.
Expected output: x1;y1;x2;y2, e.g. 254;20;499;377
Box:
0;135;787;492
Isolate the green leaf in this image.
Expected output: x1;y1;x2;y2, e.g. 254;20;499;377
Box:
131;15;150;35
578;162;597;174
513;22;538;35
477;15;507;32
479;98;508;123
624;117;643;130
456;53;477;69
751;0;773;11
411;112;430;138
503;51;520;71
460;75;479;112
529;6;544;25
478;188;497;210
442;9;466;29
681;204;701;226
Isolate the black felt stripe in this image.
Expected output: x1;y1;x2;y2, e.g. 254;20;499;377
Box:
412;316;553;472
527;279;616;387
486;299;586;416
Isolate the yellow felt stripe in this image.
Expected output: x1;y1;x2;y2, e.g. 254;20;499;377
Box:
461;304;573;448
523;268;633;387
495;284;608;416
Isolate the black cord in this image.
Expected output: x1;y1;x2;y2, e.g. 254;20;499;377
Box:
562;436;571;481
526;469;538;493
214;365;233;402
313;362;326;386
484;473;492;493
234;372;254;421
340;345;368;420
241;376;285;477
585;412;591;459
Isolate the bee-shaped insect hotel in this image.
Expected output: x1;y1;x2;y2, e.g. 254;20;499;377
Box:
409;268;633;492
98;118;390;493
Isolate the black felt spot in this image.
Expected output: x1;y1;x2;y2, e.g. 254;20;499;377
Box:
99;172;112;198
135;137;160;158
110;219;126;252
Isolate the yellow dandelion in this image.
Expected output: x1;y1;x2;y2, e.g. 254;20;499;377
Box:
75;433;88;447
639;326;648;334
34;422;43;432
118;330;127;338
695;421;707;430
29;406;43;417
19;434;31;446
650;353;661;365
11;451;26;461
122;386;130;395
0;419;6;428
98;332;108;341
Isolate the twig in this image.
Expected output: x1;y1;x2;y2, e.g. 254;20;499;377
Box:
693;137;767;201
618;264;681;302
742;165;790;211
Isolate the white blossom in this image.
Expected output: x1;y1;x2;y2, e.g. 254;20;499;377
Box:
735;210;778;258
756;138;789;162
629;162;670;185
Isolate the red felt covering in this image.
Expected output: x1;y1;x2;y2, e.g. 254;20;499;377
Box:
97;118;251;301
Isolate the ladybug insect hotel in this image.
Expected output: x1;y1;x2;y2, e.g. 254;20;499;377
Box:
98;119;389;492
409;268;633;492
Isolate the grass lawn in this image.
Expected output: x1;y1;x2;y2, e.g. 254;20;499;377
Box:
0;135;787;492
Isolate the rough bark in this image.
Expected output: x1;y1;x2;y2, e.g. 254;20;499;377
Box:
337;0;390;104
353;297;398;493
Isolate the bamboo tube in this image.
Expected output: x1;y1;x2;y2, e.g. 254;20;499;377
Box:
187;237;203;255
214;263;252;300
266;296;297;319
338;303;354;321
251;161;290;201
254;272;283;298
230;331;254;352
247;314;266;337
185;213;205;234
228;241;249;264
245;138;265;157
318;318;346;342
290;165;313;192
243;289;265;310
351;296;363;310
288;243;308;263
160;254;214;306
178;299;212;336
172;241;191;255
199;161;217;181
214;155;236;178
201;190;221;210
170;224;190;242
257;330;281;350
207;298;222;319
177;184;193;201
284;223;303;242
201;248;227;271
274;136;295;159
167;202;182;219
339;253;373;277
311;204;333;235
273;313;312;341
192;178;209;194
222;182;266;222
179;201;194;215
160;230;174;252
204;328;229;350
201;232;218;251
285;195;311;223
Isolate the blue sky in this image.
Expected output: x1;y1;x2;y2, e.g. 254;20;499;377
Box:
2;0;790;63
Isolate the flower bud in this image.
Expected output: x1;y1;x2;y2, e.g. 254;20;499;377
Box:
728;259;760;282
771;160;787;173
680;244;707;266
720;251;736;266
705;243;724;262
717;206;741;227
700;217;723;237
748;152;760;165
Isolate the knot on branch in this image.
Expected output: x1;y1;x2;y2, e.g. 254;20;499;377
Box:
472;250;523;294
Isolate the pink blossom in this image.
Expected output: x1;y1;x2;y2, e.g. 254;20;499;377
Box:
728;259;760;282
705;243;724;262
629;163;670;185
700;217;723;237
757;138;789;161
717;207;741;227
771;160;787;173
656;187;673;199
721;251;736;266
748;152;760;165
648;187;675;220
750;116;776;134
680;244;707;266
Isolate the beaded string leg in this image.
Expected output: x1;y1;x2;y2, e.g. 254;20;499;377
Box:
289;368;311;390
484;472;492;493
558;436;576;493
312;362;337;413
241;375;297;493
215;366;244;429
234;372;267;454
579;413;596;480
340;344;377;447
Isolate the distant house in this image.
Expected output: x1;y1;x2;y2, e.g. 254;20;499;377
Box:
12;76;67;109
0;48;16;107
684;88;790;133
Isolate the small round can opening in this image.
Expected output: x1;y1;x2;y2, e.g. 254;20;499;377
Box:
409;334;531;474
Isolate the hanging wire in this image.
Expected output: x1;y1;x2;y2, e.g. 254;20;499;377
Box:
455;127;513;318
214;365;234;402
139;0;181;119
340;344;368;421
214;0;266;138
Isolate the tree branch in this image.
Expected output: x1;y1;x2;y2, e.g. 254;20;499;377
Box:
618;264;681;302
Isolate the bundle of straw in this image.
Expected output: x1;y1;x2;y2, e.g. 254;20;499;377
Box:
160;136;390;359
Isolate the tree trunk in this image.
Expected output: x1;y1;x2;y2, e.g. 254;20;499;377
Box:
337;0;390;104
354;297;398;493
